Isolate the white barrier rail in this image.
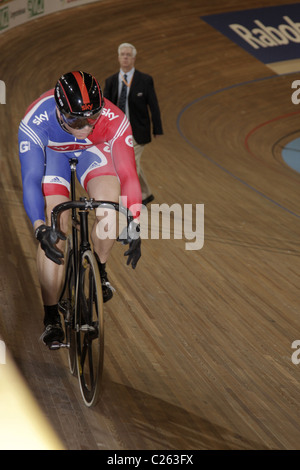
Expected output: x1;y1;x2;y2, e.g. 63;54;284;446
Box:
0;0;101;34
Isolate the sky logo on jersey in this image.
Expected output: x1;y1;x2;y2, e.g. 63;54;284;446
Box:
201;4;300;71
33;111;49;125
102;108;119;121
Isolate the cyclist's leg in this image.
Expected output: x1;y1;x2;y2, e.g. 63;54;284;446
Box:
38;150;71;344
37;194;70;305
77;143;120;264
87;175;120;261
77;144;120;302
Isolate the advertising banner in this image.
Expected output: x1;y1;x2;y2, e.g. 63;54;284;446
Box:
202;4;300;73
0;0;101;33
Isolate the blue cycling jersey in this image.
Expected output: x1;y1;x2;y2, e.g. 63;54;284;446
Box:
19;89;141;225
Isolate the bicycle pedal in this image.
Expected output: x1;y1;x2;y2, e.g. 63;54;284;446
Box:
79;323;98;340
48;341;69;350
80;324;95;332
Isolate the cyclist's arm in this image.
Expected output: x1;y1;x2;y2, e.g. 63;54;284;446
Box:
18;125;46;226
109;120;142;220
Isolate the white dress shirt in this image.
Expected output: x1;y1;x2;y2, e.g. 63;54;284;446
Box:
118;67;135;118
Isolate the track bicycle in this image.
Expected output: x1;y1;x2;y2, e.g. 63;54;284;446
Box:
49;158;133;407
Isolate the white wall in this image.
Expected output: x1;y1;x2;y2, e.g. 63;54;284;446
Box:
0;0;101;34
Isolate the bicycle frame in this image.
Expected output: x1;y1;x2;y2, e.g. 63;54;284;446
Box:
50;158;132;255
50;157;134;406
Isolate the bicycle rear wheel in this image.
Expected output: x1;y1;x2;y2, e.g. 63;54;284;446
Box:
58;235;77;375
75;250;104;407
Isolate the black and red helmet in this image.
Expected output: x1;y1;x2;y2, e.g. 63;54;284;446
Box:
54;71;104;117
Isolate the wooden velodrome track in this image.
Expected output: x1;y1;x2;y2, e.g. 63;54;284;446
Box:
1;0;300;450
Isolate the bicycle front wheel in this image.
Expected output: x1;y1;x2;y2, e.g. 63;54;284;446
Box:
58;235;77;375
75;250;104;407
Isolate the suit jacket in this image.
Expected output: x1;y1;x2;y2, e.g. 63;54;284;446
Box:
104;69;163;145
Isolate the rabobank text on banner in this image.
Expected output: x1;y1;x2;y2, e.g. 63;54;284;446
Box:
202;4;300;72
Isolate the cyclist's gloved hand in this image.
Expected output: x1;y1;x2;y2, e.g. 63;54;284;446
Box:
117;221;141;269
35;224;66;265
124;238;141;269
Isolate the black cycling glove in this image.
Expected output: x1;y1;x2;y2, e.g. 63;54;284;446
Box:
35;224;66;265
117;221;141;269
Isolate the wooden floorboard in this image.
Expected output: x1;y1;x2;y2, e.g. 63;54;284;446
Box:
0;0;300;450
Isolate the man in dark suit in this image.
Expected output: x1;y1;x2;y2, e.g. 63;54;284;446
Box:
104;43;163;205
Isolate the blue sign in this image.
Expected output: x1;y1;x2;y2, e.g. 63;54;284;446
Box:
201;4;300;64
282;137;300;173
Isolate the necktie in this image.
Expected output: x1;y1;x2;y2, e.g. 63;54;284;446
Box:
118;74;127;113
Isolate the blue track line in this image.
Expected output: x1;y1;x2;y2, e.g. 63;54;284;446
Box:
176;74;300;219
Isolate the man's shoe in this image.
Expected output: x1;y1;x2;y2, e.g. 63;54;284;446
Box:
41;321;65;349
142;194;154;205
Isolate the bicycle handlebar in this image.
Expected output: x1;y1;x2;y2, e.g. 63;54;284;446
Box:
50;198;133;232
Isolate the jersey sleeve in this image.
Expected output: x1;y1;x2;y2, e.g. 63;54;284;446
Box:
18;122;47;226
108;115;142;220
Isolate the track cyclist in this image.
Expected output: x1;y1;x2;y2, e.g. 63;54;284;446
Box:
18;71;142;347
